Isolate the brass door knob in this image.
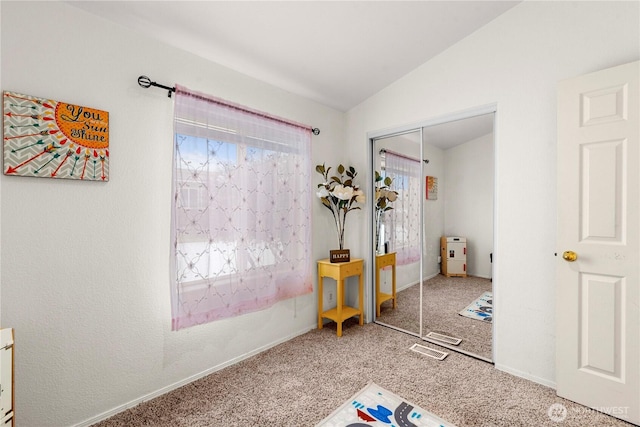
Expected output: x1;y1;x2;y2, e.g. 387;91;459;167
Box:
562;251;578;262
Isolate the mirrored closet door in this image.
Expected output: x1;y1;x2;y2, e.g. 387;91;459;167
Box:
371;110;495;362
372;130;424;336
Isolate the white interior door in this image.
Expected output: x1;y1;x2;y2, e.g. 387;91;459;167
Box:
556;60;639;425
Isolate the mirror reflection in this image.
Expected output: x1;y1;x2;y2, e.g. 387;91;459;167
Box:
373;131;423;335
372;113;494;361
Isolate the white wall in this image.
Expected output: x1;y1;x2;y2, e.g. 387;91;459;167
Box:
422;142;445;278
0;2;345;426
444;132;494;278
345;1;640;386
0;2;3;324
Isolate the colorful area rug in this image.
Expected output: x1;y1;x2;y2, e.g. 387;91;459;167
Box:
316;382;455;427
459;291;493;323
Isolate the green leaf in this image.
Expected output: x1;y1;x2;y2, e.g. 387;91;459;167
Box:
315;164;325;174
337;164;345;174
331;176;341;183
384;177;392;186
343;179;352;187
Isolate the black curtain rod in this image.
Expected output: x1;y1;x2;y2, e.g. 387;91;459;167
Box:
137;75;320;135
138;75;176;97
379;148;429;164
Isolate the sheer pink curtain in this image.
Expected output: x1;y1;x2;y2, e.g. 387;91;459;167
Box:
170;85;313;330
383;152;421;265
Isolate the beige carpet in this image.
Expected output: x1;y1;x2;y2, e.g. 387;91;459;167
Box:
94;320;631;427
377;275;492;359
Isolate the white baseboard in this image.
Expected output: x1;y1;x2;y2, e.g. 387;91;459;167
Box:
73;323;317;427
397;280;419;292
396;272;440;292
494;363;557;389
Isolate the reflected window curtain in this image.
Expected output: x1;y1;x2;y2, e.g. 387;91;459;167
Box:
170;85;313;330
383;152;421;265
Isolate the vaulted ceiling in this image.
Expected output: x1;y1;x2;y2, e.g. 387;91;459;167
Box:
68;1;520;112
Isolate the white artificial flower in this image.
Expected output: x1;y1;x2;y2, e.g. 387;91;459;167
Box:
354;189;365;203
331;184;354;201
386;191;398;202
316;187;330;198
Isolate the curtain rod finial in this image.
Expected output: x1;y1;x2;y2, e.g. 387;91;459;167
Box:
138;75;152;88
138;75;175;98
312;128;320;135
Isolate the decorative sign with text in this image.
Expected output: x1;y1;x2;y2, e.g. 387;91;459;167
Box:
3;91;109;181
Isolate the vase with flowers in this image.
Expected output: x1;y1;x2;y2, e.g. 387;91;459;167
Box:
374;170;398;254
316;163;365;262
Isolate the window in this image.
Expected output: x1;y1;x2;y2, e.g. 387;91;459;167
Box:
383;152;421;265
170;86;313;330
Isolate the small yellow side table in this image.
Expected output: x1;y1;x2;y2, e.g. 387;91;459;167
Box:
375;252;396;317
317;258;364;337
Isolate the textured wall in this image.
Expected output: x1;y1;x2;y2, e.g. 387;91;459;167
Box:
444;132;494;279
0;2;345;425
346;1;640;386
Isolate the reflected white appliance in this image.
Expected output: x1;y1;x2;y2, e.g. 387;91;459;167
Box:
441;236;467;277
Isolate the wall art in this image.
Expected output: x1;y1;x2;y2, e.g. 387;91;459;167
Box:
3;91;109;181
426;175;438;200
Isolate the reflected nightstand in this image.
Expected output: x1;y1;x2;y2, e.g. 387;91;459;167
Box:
375;252;396;317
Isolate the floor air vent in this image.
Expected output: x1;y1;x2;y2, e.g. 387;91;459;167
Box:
409;343;448;360
425;332;462;346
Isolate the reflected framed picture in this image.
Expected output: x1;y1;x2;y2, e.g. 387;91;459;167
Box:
426;176;437;200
